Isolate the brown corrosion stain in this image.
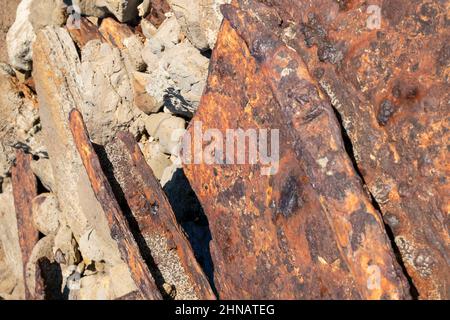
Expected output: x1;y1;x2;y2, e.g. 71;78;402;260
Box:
184;1;411;300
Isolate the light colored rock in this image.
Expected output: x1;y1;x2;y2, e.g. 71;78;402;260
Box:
167;0;230;50
76;272;112;300
73;0;141;22
144;15;182;55
144;113;186;155
33;27;138;298
6;0;65;71
140;140;172;180
160;162;180;187
140;19;158;39
0;179;25;300
25;234;55;295
138;0;151;17
145;41;209;117
0;63;42;182
132;71;163;114
32;193;61;236
30;157;55;192
80;40;143;145
53;225;81;266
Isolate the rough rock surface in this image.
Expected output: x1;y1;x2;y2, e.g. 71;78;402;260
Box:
144;41;210;117
32;193;61;236
0;179;25;300
0;63;42;189
6;0;65;71
167;0;231;50
80;40;142;145
32;26;138;299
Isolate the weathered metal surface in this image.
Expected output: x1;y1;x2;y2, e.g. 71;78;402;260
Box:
69;109;162;300
11;149;41;300
221;0;449;299
183;10;411;299
104;132;216;300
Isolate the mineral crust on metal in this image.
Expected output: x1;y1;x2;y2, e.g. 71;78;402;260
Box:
185;0;449;299
184;6;413;299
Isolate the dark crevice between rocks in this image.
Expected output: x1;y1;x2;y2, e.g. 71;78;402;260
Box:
330;105;419;299
163;169;219;298
93;143;173;300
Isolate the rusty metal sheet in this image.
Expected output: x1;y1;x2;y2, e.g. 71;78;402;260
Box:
183;9;411;299
69;109;162;300
229;0;449;299
104;132;217;300
11;149;41;300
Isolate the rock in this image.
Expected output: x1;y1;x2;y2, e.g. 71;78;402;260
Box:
0;63;42;182
288;0;450;299
0;179;25;300
77;272;112;300
144;15;183;55
160;162;179;187
144;41;209;117
102;0;141;23
24;235;55;296
6;0;65;71
138;0;151;17
183;16;410;299
132;72;162;114
167;0;230;50
144;113;186;155
32;193;61;236
80;40;142;145
33;27;139;298
140;140;172;180
30;157;55;192
72;0;108;18
98;18;146;72
140;19;158;39
53;226;81;266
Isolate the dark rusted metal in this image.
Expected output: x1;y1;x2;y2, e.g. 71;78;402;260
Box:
69;109;162;300
183;6;411;298
104;132;217;300
226;0;449;299
11;149;41;300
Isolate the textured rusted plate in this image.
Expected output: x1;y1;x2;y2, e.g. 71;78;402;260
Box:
183;10;411;298
231;0;449;299
104;132;216;300
67;17;105;48
145;0;171;27
11;149;41;300
69;109;162;300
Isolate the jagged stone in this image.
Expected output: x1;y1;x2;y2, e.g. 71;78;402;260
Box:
6;0;66;71
0;179;25;300
144;112;186;155
167;0;231;50
32;193;61;236
32;26;139;299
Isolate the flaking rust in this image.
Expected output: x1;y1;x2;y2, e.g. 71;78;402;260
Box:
69;109;162;300
244;0;448;299
183;2;412;299
104;132;216;300
11;150;42;300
